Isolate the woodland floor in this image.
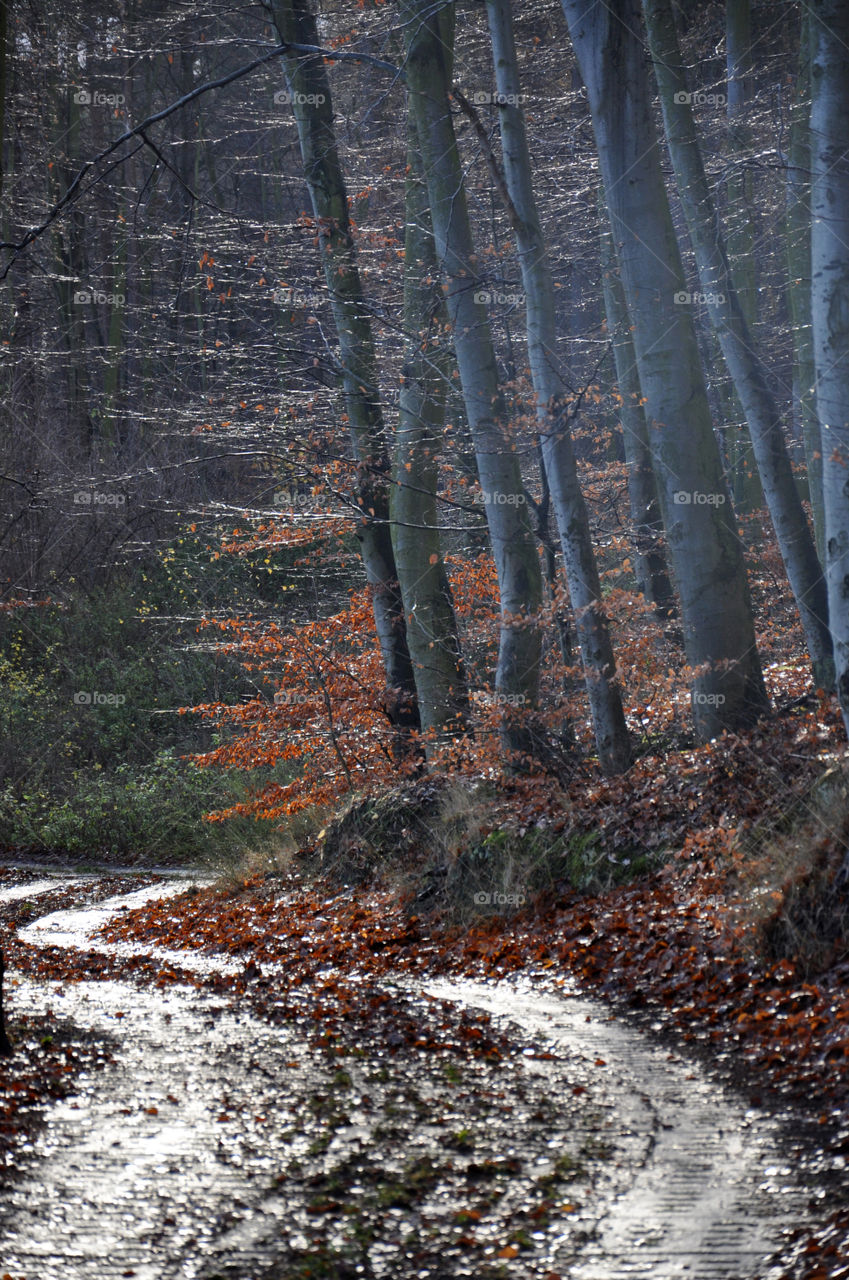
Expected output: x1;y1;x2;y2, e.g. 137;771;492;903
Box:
0;718;848;1279
0;874;808;1280
2;686;849;1276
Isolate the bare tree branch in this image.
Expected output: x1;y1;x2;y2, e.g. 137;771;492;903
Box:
0;41;402;275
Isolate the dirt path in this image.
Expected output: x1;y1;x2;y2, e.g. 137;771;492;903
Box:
424;978;804;1280
0;873;816;1279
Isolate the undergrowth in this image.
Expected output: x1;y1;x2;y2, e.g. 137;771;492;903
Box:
274;773;667;923
728;762;849;976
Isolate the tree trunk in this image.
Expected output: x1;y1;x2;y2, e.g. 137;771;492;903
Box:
102;222;126;444
725;0;757;329
786;7;825;562
390;117;470;749
642;0;833;690
0;951;12;1056
485;0;631;774
724;0;762;510
561;0;769;738
0;0;7;201
598;197;675;618
401;0;545;763
810;0;849;736
51;79;93;454
270;0;419;736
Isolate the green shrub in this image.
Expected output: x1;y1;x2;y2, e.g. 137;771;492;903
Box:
0;531;310;863
0;749;280;865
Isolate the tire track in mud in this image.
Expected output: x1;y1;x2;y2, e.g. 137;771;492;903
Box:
0;974;315;1280
0;877;815;1279
423;977;807;1280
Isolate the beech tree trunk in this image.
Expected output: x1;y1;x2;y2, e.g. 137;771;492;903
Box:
561;0;769;738
270;0;419;735
0;951;12;1056
725;0;755;326
51;81;93;453
598;202;675;619
786;7;825;562
810;0;849;736
485;0;630;774
642;0;833;690
724;0;762;510
401;0;545;762
0;0;6;201
390;119;470;749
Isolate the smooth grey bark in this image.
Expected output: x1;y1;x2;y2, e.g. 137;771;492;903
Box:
598;202;675;619
485;0;630;774
401;0;545;761
52;83;93;453
390;119;470;749
270;0;420;736
810;0;849;735
0;0;6;201
725;0;757;330
561;0;769;738
532;461;576;680
101;222;126;442
786;7;825;562
724;0;761;510
642;0;833;689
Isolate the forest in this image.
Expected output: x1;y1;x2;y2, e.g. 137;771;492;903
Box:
2;0;849;1276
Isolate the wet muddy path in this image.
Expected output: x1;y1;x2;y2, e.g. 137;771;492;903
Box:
0;869;827;1278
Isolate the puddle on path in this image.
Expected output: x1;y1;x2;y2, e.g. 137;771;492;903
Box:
18;881;193;947
424;977;806;1279
0;877;94;902
14;878;244;978
0;972;328;1280
0;875;818;1279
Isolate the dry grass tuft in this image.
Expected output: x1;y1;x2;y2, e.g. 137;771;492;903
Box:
727;762;849;976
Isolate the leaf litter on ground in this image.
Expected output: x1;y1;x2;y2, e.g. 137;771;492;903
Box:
3;695;849;1274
